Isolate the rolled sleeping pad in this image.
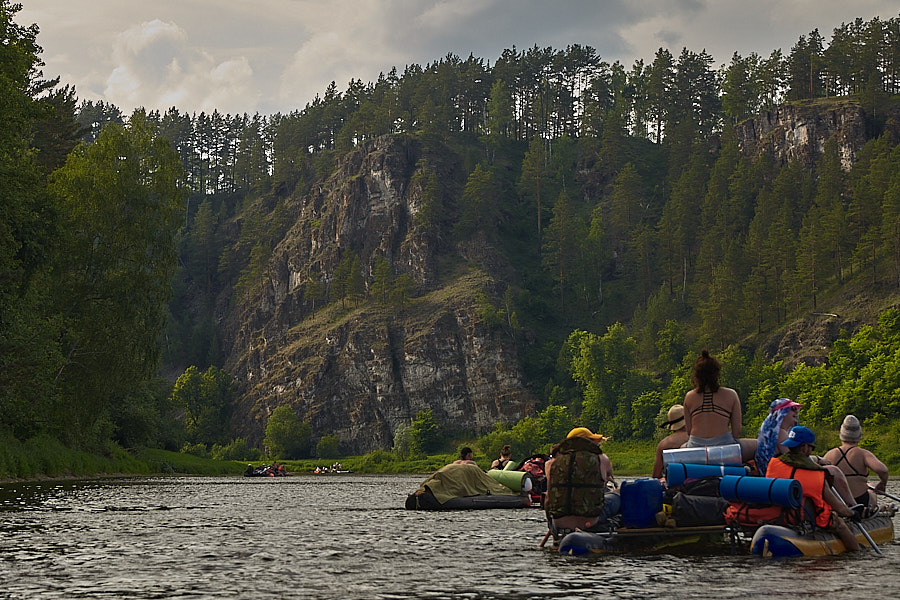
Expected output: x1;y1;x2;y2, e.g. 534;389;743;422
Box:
662;444;742;466
719;475;802;508
503;459;519;471
666;463;748;488
486;468;532;493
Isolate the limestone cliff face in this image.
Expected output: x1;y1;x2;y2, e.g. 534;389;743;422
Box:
222;135;535;454
734;102;868;170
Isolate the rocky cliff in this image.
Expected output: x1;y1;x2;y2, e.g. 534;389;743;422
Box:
222;135;535;454
734;101;869;170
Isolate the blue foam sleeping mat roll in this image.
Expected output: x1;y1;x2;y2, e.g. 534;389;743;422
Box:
719;475;802;508
666;463;747;488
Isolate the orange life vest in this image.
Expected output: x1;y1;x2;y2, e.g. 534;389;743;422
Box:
766;455;832;528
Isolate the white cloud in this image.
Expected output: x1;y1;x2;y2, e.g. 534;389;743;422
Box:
102;18;257;114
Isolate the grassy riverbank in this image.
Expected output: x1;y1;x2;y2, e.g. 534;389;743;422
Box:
0;436;658;481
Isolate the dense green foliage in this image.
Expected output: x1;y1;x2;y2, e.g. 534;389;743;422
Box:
6;0;900;477
263;405;312;459
170;366;233;445
1;2;183;453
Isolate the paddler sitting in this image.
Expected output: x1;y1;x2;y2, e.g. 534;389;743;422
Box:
545;427;620;536
682;349;757;461
766;426;860;551
652;404;688;480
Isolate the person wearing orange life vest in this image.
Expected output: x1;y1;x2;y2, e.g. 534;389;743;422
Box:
766;426;860;551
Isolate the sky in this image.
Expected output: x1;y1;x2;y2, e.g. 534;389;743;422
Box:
17;0;900;117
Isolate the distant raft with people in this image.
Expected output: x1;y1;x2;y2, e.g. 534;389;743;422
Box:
405;463;533;510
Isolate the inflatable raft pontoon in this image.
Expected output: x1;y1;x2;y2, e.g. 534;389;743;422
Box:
751;513;895;557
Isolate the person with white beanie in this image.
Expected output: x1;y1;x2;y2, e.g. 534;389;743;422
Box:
823;415;889;510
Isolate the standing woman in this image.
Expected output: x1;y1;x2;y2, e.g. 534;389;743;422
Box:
683;350;756;461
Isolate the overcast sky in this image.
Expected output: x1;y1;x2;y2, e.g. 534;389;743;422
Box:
18;0;900;117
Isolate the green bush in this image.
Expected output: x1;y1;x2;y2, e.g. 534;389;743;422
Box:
180;442;210;458
210;438;262;461
316;434;340;458
263;406;311;459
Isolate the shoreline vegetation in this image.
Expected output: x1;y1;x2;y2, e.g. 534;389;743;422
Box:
1;437;659;483
5;436;895;484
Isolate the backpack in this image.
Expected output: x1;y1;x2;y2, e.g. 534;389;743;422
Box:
546;436;606;519
671;492;729;527
663;475;722;504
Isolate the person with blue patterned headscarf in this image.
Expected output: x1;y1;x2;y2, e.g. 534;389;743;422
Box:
754;398;801;476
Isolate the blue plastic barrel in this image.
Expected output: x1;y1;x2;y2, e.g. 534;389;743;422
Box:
620;478;663;528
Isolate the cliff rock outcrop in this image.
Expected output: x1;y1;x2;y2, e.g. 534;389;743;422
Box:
222;135;535;454
735;102;869;170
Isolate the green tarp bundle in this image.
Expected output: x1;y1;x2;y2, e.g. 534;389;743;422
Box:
416;463;517;504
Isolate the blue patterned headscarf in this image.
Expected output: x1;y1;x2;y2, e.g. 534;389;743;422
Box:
755;398;802;475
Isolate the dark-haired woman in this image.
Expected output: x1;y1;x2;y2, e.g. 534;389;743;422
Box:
682;350;757;461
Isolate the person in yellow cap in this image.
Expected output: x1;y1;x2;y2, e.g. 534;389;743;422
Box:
544;427;619;540
652;404;688;479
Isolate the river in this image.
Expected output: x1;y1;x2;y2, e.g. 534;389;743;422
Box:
0;474;896;599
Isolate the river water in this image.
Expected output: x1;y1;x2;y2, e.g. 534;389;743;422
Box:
0;474;896;599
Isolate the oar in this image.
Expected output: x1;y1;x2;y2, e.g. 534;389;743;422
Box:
853;519;883;555
869;484;900;504
539;529;551;548
834;487;881;554
843;501;882;555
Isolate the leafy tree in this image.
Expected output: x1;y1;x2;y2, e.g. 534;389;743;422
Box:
542;189;584;312
518;137;551;242
408;409;442;454
372;256;393;305
188;198;220;294
316;434;340;458
389;272;415;310
48;110;184;447
455;163;499;239
263;405;311;459
304;273;324;310
333;251;364;309
170;365;233;445
0;0;65;440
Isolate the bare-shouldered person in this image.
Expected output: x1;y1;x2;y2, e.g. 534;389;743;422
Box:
652;404;688;479
682;350;757;461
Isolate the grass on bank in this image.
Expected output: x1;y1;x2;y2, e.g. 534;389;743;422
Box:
0;435;658;481
14;432;900;481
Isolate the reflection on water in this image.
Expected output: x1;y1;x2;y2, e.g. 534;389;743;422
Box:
0;475;896;599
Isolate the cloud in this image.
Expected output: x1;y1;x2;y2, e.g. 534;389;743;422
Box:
104;18;258;114
19;0;900;117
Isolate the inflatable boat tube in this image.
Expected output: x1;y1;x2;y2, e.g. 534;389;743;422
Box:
405;491;532;510
666;463;747;487
751;513;895;557
719;475;802;508
487;469;532;492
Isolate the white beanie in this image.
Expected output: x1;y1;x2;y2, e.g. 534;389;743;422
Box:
839;414;862;442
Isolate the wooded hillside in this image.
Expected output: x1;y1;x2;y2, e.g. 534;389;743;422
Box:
4;0;900;455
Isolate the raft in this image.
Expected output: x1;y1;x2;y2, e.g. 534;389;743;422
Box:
405;463;532;511
750;513;895;557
